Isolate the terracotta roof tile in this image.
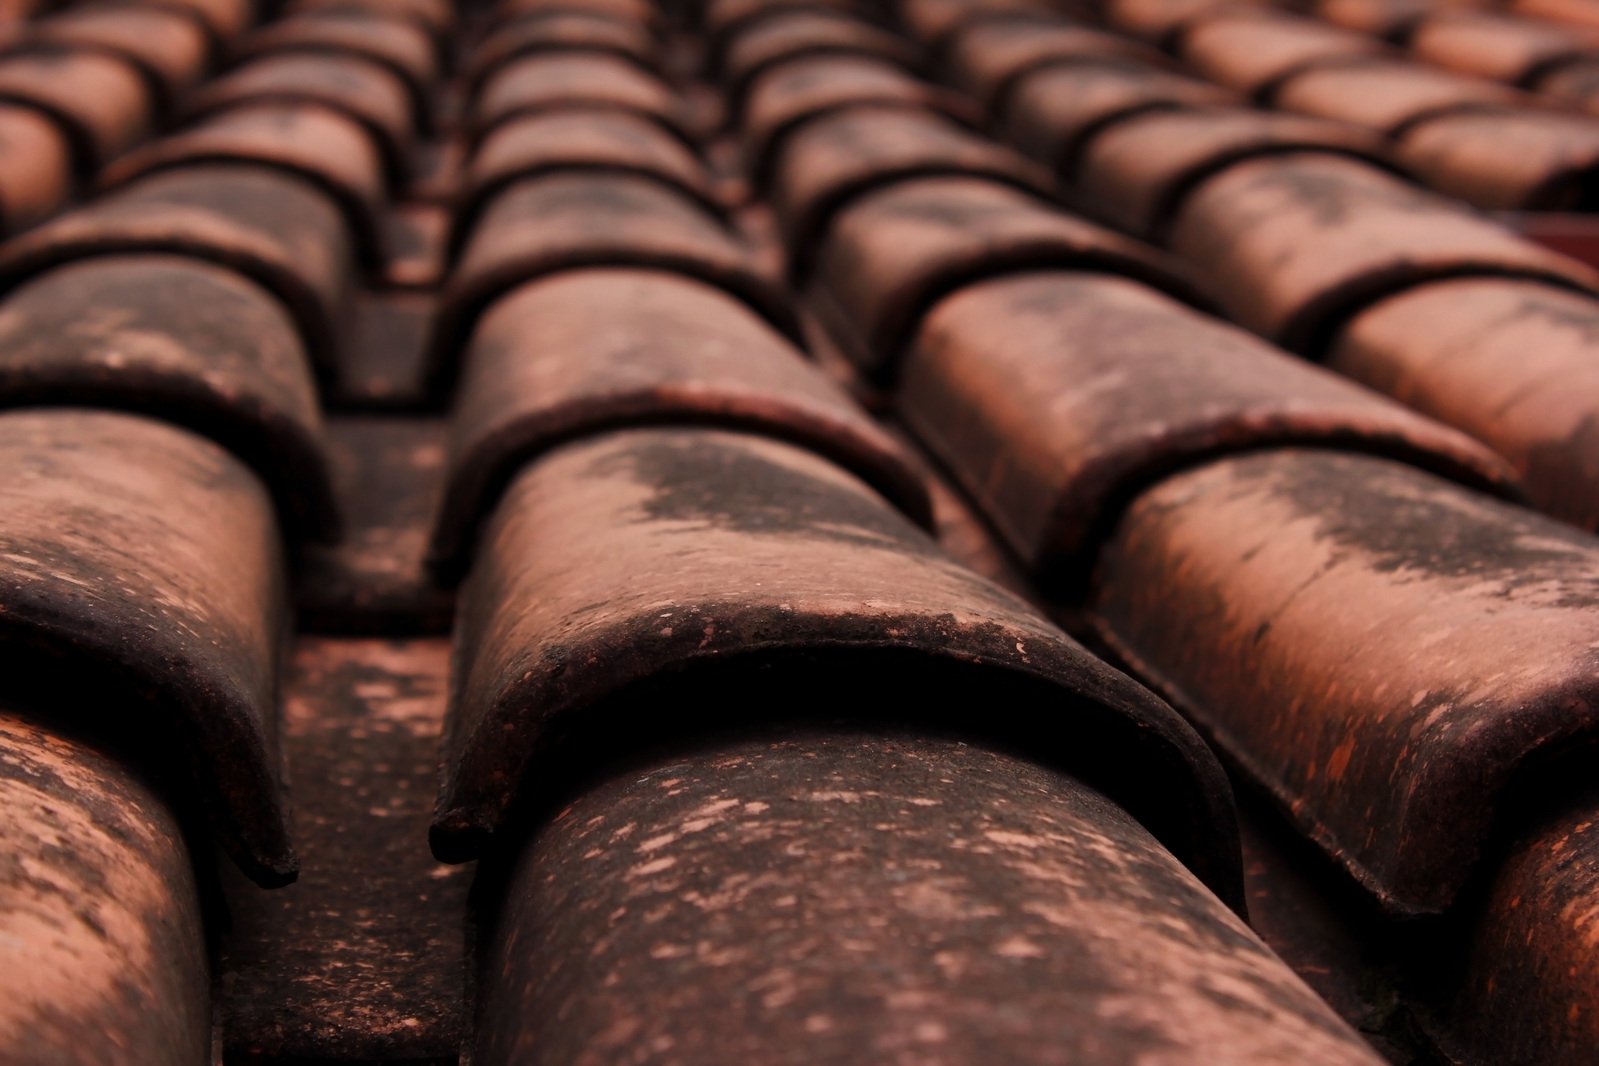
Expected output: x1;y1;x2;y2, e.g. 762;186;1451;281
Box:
0;408;292;885
288;0;451;37
430;267;931;570
1178;8;1388;98
721;8;920;101
1395;107;1599;209
459;107;718;244
186;51;416;176
1308;0;1453;38
1511;0;1599;31
896;0;1059;49
999;58;1235;175
241;8;440;110
809;174;1205;375
1531;54;1599;114
1408;8;1595;84
942;13;1168;115
10;0;1599;1058
0;102;69;231
466;10;661;96
740;53;975;186
702;0;861;54
489;0;660;34
937;0;1599;542
1166;152;1599;354
432;424;1242;902
435;171;794;384
0;164;355;372
104;103;389;260
0;709;209;1059
472;50;688;143
1074;105;1387;240
899;270;1514;586
1272;56;1525;135
0;48;153;172
0;254;337;541
1330;277;1599;530
770;104;1049;266
1092;448;1599;914
473;729;1370;1065
154;0;257;43
1450;781;1599;1063
25;5;211;109
1099;0;1267;45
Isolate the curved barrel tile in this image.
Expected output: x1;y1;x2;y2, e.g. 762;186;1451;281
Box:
944;14;1167;117
740;54;975;189
1330;277;1599;531
896;0;1058;50
0;164;353;377
1273;59;1524;137
1509;0;1599;29
434;425;1244;908
430;268;931;569
703;0;859;61
433;173;795;388
1395;109;1599;210
29;6;210;111
0;254;338;542
186;53;414;180
900;271;1516;589
1100;0;1259;45
466;11;658;98
722;9;919;108
1092;448;1599;914
475;730;1381;1066
0;103;69;234
0;49;153;173
1168;152;1599;356
0;710;210;1064
150;0;257;48
289;0;450;33
1451;784;1599;1066
1076;107;1387;241
1309;0;1436;37
1178;9;1388;99
488;0;658;35
242;10;439;122
1410;10;1590;85
1001;59;1235;176
770;106;1049;273
1535;56;1599;116
811;175;1205;378
472;52;685;146
104;103;388;263
0;409;293;886
457;109;717;253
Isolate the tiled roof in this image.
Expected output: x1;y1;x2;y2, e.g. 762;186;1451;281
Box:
4;0;1599;1062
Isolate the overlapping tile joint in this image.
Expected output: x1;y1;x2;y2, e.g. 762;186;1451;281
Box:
2;0;1599;1061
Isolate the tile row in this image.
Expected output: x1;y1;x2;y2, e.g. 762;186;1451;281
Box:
718;0;1599;1059
13;0;1599;1060
0;0;451;1050
0;0;236;235
920;0;1599;540
1178;6;1599;212
413;3;1409;1062
1372;2;1599;116
0;0;445;240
